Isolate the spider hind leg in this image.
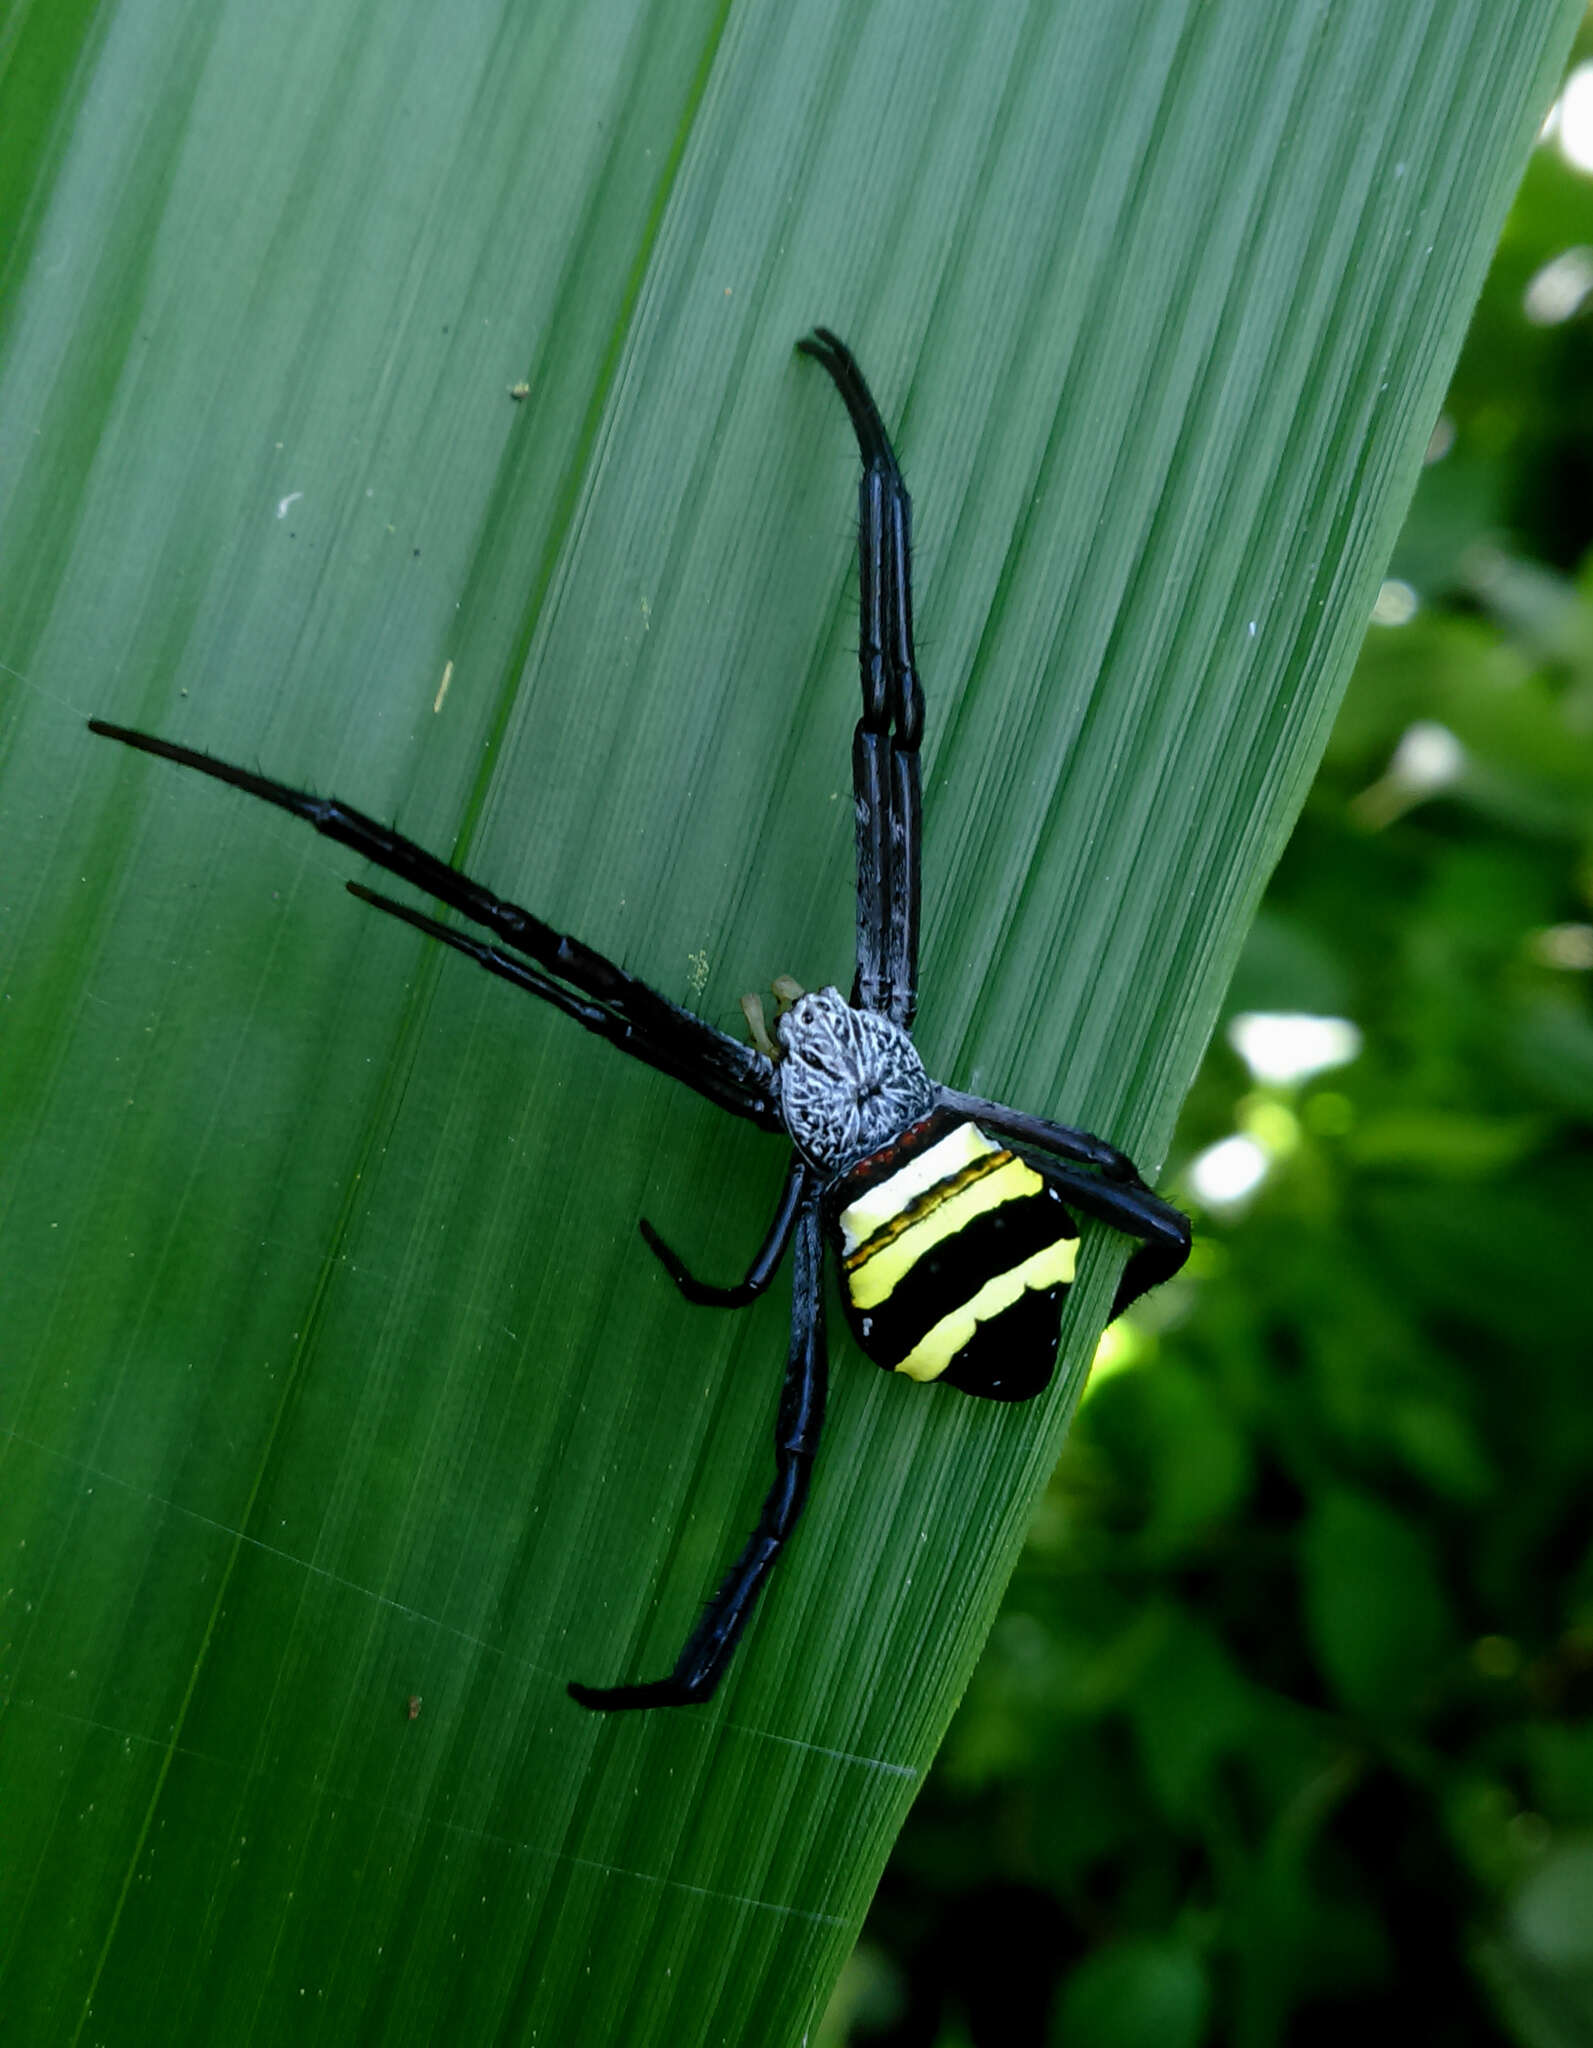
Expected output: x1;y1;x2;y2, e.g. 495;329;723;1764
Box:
936;1089;1193;1314
570;1194;828;1711
1033;1157;1192;1320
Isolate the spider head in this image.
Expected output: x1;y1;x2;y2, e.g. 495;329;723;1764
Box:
775;986;934;1171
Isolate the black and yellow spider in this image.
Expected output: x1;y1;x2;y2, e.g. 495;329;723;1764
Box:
90;329;1190;1712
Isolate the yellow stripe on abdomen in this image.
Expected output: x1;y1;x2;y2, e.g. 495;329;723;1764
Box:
893;1236;1078;1382
837;1121;1001;1253
845;1153;1043;1311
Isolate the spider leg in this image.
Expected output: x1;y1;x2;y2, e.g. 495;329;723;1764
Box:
568;1193;828;1710
797;330;923;1030
1029;1153;1192;1319
937;1086;1146;1181
939;1086;1189;1315
346;885;780;1127
88;719;781;1129
639;1154;809;1306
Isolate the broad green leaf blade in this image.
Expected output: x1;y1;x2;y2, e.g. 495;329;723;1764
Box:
0;1;1575;2043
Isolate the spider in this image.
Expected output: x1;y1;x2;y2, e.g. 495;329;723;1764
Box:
89;329;1191;1712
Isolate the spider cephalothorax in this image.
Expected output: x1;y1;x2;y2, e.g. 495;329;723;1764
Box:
775;986;934;1171
89;327;1190;1712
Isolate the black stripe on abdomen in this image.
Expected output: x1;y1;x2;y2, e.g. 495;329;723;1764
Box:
939;1284;1068;1402
857;1185;1076;1369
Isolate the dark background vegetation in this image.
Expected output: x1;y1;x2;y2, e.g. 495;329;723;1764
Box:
829;48;1593;2048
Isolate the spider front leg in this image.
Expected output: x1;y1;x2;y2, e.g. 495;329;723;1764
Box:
639;1154;810;1307
87;718;782;1130
348;883;779;1127
568;1195;828;1710
798;329;923;1030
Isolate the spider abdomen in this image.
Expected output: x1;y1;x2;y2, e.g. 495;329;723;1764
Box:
830;1112;1079;1404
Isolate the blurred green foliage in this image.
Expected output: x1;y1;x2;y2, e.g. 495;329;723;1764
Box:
829;55;1593;2048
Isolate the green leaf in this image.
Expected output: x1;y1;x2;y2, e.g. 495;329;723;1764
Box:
1083;1362;1254;1562
0;0;1575;2039
1052;1936;1211;2048
1301;1490;1458;1721
1124;1608;1259;1823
